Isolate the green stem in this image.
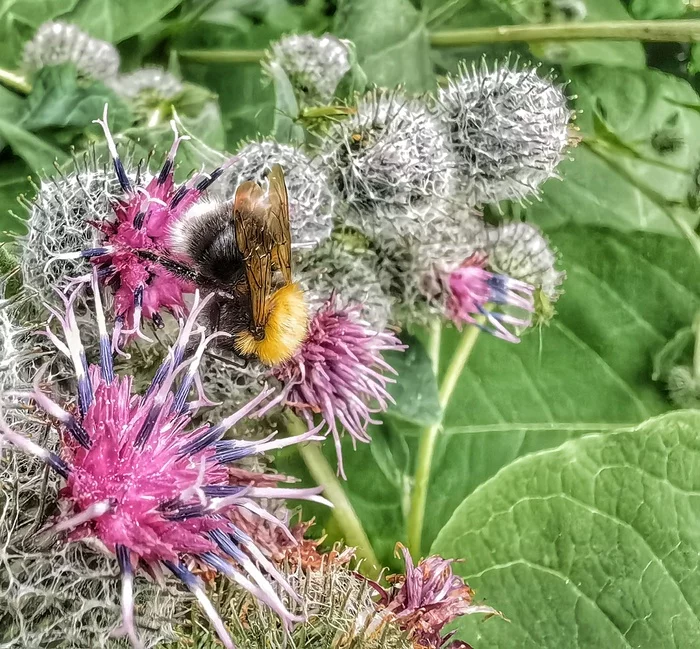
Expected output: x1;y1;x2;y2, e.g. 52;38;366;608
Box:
407;325;481;557
177;49;265;64
693;312;700;382
429;20;700;47
286;412;381;576
427;318;442;377
0;68;31;95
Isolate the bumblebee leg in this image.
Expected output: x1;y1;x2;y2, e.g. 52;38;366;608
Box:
204;350;248;369
133;249;207;284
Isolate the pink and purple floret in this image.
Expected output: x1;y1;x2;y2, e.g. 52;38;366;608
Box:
372;545;498;649
62;106;236;345
0;277;329;649
273;297;404;479
444;252;534;343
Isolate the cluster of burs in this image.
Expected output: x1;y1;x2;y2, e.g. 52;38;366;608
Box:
0;23;571;649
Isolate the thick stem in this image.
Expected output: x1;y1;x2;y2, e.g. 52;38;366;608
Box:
430;20;700;47
427;318;442;377
177;49;265;64
407;325;480;557
286;413;381;576
0;68;31;95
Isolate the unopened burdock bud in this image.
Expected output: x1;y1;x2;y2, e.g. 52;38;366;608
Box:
297;233;394;332
439;60;571;205
268;33;352;105
111;66;183;102
483;222;565;302
23;21;120;81
322;89;460;243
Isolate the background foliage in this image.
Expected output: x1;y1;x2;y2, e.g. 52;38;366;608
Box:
2;1;700;648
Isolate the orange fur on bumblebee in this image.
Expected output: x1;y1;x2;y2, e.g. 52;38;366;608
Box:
148;164;309;366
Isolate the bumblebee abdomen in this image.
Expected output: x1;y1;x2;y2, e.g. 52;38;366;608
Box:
234;283;308;366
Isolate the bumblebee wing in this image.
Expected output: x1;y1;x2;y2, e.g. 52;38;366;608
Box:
267;163;293;285
233;181;274;331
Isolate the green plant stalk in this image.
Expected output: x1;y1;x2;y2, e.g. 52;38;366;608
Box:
177;49;265;64
0;68;31;95
429;20;700;47
286;412;381;576
407;325;481;557
427;318;442;377
694;312;700;382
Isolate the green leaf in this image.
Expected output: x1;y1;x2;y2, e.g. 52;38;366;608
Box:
0;118;67;173
21;64;132;132
628;0;689;19
0;160;31;238
281;224;700;565
60;0;183;43
432;411;700;649
334;0;435;92
425;0;645;69
384;334;441;427
525;65;700;236
334;40;368;100
266;61;305;146
174;13;280;147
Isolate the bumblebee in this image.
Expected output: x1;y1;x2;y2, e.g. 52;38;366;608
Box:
143;164;308;366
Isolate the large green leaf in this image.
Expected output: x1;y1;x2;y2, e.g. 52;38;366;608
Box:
525;65;700;236
21;64;132;132
425;0;645;69
335;0;435;92
432;410;700;649
0;117;67;172
280;224;700;566
60;0;183;43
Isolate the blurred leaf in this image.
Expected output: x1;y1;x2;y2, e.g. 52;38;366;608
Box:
335;0;435;92
171;82;217;118
0;118;68;172
432;411;700;649
425;0;645;69
334;40;368;100
628;0;689;19
21;64;132;132
384;334;441;427
525;65;700;235
0;160;32;238
266;61;305;145
174;13;280;147
0;86;27;153
60;0;183;43
280;224;700;565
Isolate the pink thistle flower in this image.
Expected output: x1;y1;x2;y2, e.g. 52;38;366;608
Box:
443;252;534;343
0;273;329;649
371;544;499;649
272;297;404;479
50;105;236;345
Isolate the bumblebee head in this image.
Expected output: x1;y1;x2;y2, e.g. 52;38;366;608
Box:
234;283;309;366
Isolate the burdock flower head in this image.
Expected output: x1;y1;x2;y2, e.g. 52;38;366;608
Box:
322;89;459;242
0;279;330;649
372;545;498;649
23;21;120;82
111;66;183;103
267;33;352;105
439;59;571;205
52;105;237;344
272;296;404;478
